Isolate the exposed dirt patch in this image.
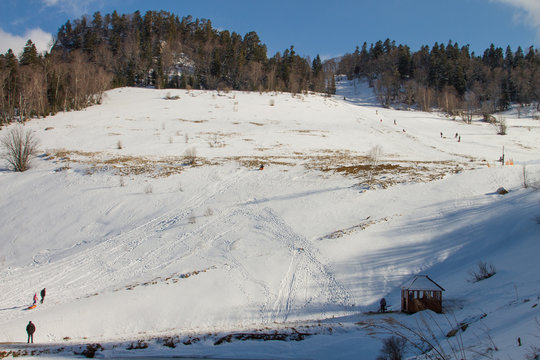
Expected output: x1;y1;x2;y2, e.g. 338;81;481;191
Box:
319;215;400;240
214;330;310;345
117;266;217;292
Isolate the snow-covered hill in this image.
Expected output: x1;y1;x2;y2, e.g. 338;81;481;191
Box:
0;79;539;359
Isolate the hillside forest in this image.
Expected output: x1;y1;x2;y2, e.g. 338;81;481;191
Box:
0;10;538;126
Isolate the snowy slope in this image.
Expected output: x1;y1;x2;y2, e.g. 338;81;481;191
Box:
0;79;539;359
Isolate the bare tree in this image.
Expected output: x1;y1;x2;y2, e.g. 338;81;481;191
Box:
439;86;460;116
368;145;383;184
416;85;434;112
1;125;39;171
494;116;507;135
462;90;478;124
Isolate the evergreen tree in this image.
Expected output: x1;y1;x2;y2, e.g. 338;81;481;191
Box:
19;40;39;66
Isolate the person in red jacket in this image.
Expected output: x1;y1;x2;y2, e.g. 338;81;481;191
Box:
32;293;38;305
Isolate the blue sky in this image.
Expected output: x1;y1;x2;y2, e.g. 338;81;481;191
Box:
1;0;539;59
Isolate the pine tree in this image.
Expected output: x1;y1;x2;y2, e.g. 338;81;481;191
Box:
19;40;39;66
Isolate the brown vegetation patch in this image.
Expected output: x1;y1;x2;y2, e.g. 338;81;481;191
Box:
226;156;295;168
48;147;479;188
290;129;329;136
250;121;265;126
178;118;208;123
117;266;217;292
327;163;410;176
319;215;399;240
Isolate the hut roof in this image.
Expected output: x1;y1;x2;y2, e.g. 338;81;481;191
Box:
401;275;445;291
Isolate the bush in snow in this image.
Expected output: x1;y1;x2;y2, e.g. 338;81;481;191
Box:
377;336;407;360
144;183;153;194
366;314;467;360
184;147;197;165
1;124;39;172
164;92;180;100
468;261;496;282
494;116;507;135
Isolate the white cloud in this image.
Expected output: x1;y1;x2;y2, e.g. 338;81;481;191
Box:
0;28;54;56
40;0;99;16
490;0;540;42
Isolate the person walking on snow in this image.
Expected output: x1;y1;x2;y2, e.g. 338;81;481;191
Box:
40;288;46;304
32;293;38;305
26;321;35;343
380;298;387;313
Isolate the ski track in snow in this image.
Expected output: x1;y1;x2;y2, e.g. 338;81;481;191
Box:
0;169;251;321
245;206;353;322
0;166;353;326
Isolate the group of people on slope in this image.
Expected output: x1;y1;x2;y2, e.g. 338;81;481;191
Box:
26;288;46;343
32;288;46;305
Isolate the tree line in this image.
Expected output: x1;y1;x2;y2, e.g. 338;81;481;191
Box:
0;10;336;125
337;39;539;119
1;10;538;126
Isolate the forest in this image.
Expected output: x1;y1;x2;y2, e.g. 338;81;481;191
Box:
337;39;540;120
0;9;538;126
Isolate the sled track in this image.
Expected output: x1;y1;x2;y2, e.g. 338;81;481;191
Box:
249;207;353;322
0;169;250;321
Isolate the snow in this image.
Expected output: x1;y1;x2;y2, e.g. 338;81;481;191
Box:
0;78;539;359
401;275;444;291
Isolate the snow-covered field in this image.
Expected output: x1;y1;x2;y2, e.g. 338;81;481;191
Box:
0;78;539;359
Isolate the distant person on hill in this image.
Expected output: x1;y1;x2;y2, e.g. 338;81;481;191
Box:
32;293;38;305
440;132;443;138
40;288;46;304
26;321;35;343
379;298;387;312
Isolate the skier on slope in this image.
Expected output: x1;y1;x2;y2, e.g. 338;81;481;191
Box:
32;293;38;305
40;288;46;304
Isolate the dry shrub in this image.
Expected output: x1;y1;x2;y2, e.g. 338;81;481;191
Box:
184;147;197;165
127;340;148;350
1;124;39;172
468;261;496;282
377;336;407;360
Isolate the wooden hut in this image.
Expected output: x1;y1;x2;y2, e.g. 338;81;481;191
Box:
401;275;445;314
